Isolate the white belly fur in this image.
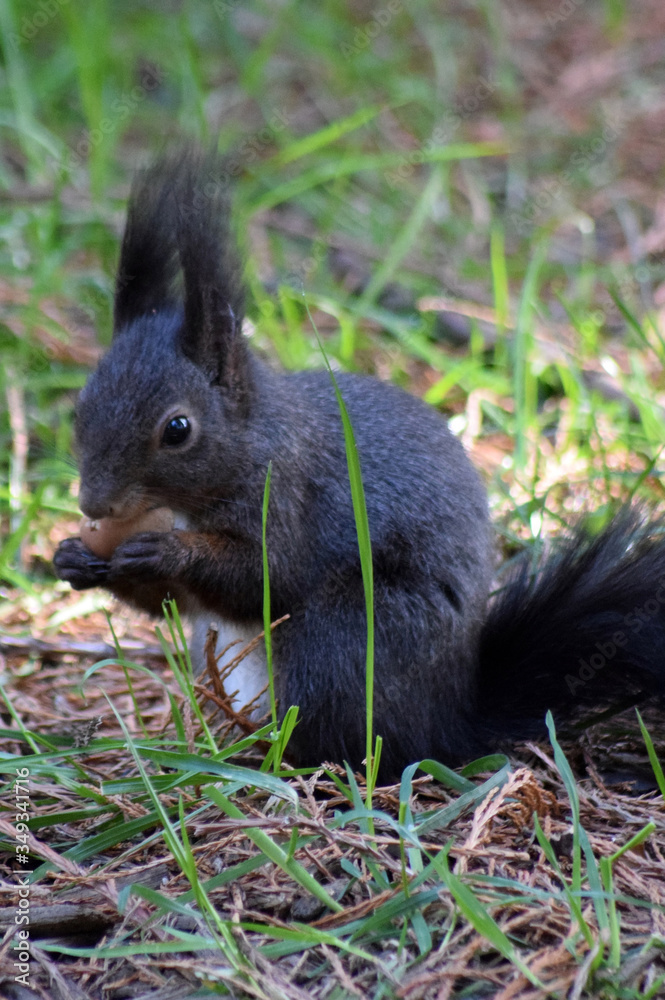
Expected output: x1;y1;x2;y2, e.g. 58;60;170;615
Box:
169;513;270;720
188;609;270;720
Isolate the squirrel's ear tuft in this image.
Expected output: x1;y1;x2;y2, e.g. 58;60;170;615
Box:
113;151;248;398
173;150;248;390
114;157;182;329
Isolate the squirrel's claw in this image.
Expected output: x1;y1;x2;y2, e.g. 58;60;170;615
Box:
53;537;110;590
108;530;183;581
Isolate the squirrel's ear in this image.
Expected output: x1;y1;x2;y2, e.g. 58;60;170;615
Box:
113;159;181;330
174;152;248;394
113;151;249;398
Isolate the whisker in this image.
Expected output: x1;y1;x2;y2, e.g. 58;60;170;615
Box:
140;488;262;517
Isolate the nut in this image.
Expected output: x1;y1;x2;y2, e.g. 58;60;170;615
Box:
80;507;175;559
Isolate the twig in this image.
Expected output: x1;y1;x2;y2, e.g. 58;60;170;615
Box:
0;635;167;660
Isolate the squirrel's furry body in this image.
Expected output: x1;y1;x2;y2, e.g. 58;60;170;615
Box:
55;152;665;780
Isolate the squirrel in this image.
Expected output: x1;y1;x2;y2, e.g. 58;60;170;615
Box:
54;150;665;781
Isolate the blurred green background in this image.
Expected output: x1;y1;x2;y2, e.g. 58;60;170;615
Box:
2;0;665;596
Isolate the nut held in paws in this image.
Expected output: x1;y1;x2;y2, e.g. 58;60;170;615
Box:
80;507;176;559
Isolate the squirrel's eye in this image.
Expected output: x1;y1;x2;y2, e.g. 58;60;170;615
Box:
161;415;191;447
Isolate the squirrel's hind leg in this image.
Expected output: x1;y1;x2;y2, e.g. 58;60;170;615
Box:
273;574;479;781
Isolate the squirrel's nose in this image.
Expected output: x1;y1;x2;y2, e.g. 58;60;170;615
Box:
78;483;126;521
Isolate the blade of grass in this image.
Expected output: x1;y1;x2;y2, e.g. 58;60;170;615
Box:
205;785;343;913
513;236;548;470
304;302;377;810
545;713;582;892
637;709;665;797
138;747;297;805
261;460;278;730
0;0;40;167
249;141;508;212
430;847;548;991
599;822;656;969
107;698;254;981
271;103;383;166
358;167;442;308
546;712;609;950
261;703;299;772
490;221;509;369
157;600;218;752
532;813;595;949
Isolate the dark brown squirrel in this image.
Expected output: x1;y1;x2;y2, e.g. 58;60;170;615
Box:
54;150;665;781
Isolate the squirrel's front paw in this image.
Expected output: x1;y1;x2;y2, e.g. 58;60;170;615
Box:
53;537;110;589
108;531;186;582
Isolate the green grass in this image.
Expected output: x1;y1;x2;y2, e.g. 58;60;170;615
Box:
3;691;662;996
2;2;665;996
2;3;664;546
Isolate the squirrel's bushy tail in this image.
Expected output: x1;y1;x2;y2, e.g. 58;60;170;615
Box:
476;508;665;746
